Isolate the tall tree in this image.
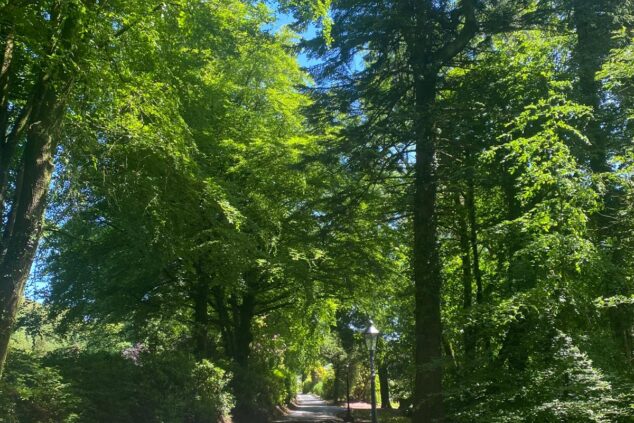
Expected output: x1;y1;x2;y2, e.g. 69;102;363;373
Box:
0;0;140;377
43;2;333;420
568;0;634;362
288;1;550;420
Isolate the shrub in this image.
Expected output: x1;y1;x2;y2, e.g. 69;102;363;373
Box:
446;332;634;422
302;365;334;398
0;351;79;423
190;360;234;421
41;348;234;423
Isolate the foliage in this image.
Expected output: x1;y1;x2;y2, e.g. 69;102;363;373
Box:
0;351;79;423
2;1;634;422
302;365;335;397
2;348;234;423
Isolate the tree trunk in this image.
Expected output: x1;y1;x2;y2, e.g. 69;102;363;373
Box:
378;361;392;409
571;0;612;173
234;292;255;368
0;2;81;378
0;76;67;378
501;167;528;294
192;275;212;360
332;361;341;402
456;194;475;362
406;0;478;417
230;283;262;423
571;0;634;362
465;162;483;305
412;74;445;423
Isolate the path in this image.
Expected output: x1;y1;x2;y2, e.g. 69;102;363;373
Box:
273;393;344;422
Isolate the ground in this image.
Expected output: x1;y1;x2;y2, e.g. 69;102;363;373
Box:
273;394;344;422
272;394;409;423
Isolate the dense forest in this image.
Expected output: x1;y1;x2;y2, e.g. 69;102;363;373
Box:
1;0;634;422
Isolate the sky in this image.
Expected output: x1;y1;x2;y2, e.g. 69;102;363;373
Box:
266;6;322;69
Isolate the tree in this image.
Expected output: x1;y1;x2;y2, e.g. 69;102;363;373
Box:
290;1;554;420
4;1;634;421
567;0;634;363
0;0;166;378
43;2;332;420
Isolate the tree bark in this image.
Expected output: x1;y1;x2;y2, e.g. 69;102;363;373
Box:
0;79;66;377
570;0;634;362
234;290;255;369
0;1;81;378
412;74;445;423
192;273;212;360
571;0;613;173
378;361;392;409
231;292;260;423
456;194;476;362
405;2;478;419
226;271;262;423
0;27;15;145
501;167;527;293
465;162;483;305
332;361;341;402
0;27;16;230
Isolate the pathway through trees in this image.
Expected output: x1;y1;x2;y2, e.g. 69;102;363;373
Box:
273;394;343;422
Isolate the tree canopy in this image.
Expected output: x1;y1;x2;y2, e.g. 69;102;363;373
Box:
1;1;634;422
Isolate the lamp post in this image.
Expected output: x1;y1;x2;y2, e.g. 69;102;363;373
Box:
364;322;379;423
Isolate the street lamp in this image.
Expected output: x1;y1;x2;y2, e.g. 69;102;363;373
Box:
364;322;380;423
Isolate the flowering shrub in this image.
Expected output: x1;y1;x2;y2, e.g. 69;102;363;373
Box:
121;343;147;365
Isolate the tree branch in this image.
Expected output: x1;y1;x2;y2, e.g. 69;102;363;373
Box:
255;301;295;316
0;28;15;146
113;3;167;39
434;0;478;66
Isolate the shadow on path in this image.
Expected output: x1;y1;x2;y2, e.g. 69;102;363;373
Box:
272;393;343;422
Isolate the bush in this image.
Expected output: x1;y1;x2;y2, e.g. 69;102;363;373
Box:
230;362;298;422
190;360;234;421
302;366;334;398
0;351;79;423
446;332;634;422
38;348;233;423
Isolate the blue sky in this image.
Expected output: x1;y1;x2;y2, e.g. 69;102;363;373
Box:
267;7;321;68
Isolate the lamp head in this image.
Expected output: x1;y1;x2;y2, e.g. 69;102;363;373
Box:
364;321;380;352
